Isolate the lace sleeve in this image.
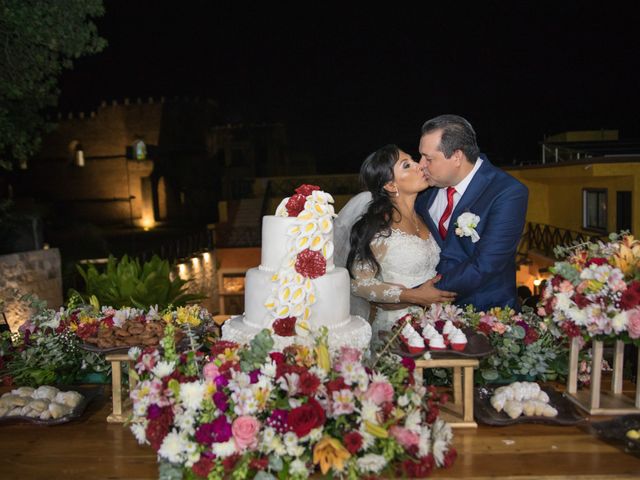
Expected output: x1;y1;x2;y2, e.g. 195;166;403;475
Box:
350;237;403;303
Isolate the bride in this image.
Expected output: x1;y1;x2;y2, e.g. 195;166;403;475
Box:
335;145;456;349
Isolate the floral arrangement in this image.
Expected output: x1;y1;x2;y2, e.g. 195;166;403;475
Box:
0;295;109;386
464;306;568;383
129;327;457;479
539;233;640;345
266;185;336;338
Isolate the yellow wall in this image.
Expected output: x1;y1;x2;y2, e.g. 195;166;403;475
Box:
506;161;639;236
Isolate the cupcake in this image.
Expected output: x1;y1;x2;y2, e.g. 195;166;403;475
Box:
449;328;468;352
400;324;425;354
442;320;455;342
421;324;438;346
429;334;447;351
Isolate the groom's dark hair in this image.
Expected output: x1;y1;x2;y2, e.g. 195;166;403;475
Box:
421;114;480;164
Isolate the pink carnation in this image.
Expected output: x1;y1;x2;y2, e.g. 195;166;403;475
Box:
338;346;362;364
203;362;220;381
389;425;420;449
628;308;640;339
364;382;394;405
232;416;260;451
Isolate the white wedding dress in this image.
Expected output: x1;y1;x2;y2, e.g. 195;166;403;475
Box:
350;228;441;349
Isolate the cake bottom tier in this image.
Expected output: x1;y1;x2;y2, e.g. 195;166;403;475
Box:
221;314;372;353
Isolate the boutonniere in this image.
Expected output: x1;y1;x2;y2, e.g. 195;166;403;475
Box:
455;212;480;243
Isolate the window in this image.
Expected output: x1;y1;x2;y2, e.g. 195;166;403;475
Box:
583;189;607;232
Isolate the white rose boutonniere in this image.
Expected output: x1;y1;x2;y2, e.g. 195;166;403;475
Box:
455;212;480;243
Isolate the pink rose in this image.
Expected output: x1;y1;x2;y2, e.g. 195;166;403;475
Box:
389;425;420;449
364;382;394;405
203;362;220;381
232;416;261;451
492;322;507;335
628;308;640;339
559;280;574;294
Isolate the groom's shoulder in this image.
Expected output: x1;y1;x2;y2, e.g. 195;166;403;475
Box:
486;162;528;195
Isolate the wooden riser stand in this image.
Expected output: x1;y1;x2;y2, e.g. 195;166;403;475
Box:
565;337;640;415
414;358;479;428
106;353;138;423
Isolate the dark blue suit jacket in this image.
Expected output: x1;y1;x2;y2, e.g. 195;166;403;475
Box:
415;158;528;311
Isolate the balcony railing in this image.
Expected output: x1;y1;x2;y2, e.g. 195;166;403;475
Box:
518;222;607;261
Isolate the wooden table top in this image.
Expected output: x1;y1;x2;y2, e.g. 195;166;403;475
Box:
0;389;639;479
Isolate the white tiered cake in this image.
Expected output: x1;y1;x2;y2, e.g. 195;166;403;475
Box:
222;187;371;352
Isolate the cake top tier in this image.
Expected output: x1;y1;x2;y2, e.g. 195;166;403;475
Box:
261;185;337;272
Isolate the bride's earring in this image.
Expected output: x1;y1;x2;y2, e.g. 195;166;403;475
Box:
395;190;399;197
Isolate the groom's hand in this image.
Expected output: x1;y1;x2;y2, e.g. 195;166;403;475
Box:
400;275;457;306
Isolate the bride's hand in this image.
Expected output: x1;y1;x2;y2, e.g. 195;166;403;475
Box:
400;275;456;306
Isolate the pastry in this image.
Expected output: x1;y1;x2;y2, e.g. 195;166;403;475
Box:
54;391;84;409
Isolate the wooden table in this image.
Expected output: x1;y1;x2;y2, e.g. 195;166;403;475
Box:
1;388;639;479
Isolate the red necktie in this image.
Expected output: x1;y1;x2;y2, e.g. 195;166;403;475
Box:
438;187;457;239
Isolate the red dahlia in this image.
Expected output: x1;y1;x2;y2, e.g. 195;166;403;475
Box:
298;371;321;396
273;317;297;337
294;184;320;197
285;194;307;217
295;249;326;279
343;431;363;454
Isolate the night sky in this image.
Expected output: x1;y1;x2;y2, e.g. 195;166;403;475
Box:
58;2;640;171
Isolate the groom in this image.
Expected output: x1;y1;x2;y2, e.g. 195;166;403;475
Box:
415;115;528;311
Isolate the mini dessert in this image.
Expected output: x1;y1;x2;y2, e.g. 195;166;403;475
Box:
400;324;425;354
442;320;455;341
429;334;447;351
490;381;557;419
449;328;468;351
421;324;439;346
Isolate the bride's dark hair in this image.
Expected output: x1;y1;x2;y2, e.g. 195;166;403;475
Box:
347;144;400;277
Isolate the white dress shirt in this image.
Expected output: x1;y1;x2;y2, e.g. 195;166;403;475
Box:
428;157;483;229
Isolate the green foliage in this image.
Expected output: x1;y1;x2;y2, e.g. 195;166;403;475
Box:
0;0;106;168
239;329;275;372
70;255;206;309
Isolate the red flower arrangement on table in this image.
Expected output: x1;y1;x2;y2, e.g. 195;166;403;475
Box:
129;327;456;479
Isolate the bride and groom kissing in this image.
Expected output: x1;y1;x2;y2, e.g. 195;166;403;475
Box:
334;114;529;346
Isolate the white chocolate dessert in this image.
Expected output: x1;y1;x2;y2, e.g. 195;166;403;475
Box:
0;387;84;420
490;382;558;419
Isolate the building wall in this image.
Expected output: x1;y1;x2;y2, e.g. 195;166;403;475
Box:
0;248;63;331
506;160;639;235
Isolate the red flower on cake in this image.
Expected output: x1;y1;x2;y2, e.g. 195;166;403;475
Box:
295;184;320;197
295;248;326;279
285;194;307;217
272;317;297;337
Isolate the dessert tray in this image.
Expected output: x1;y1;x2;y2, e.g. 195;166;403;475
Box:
474;385;585;426
0;385;103;426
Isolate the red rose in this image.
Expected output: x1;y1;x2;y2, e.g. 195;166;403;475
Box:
269;352;285;365
401;357;416;373
586;257;609;267
326;376;347;394
478;322;492;335
285;193;307;217
425;405;440;424
288;398;325;437
191;456;215;478
249;458;269;471
343;431;363;454
222;454;240;472
295;249;326;279
276;363;307;379
272;317;297;337
298;371;321;396
443;447;457;468
145;407;174;451
551;275;565;288
402;454;434;478
620;281;640;310
573;292;591;309
524;328;539;345
295;184;320;197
